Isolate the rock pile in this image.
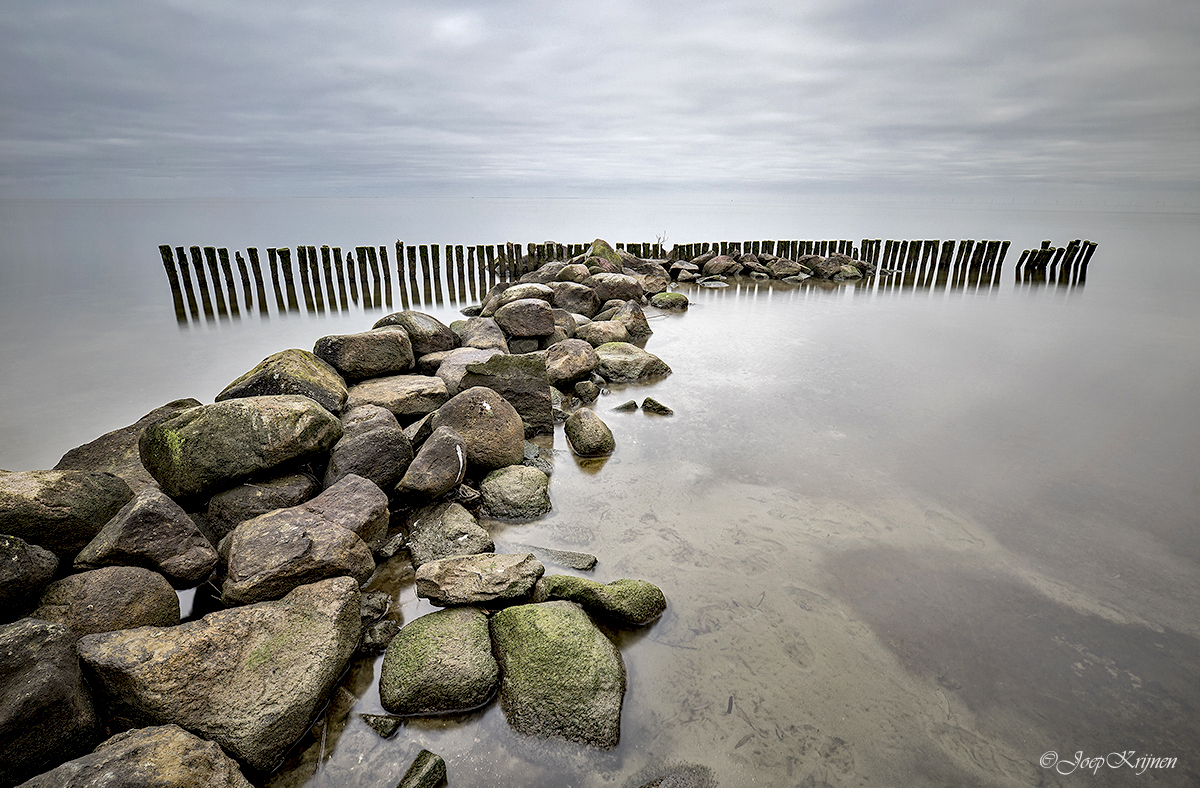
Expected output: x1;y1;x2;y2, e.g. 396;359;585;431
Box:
0;238;682;785
673;248;877;284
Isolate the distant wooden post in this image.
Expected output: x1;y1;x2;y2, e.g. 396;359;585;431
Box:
234;251;253;310
475;244;487;295
443;244;458;303
455;245;466;303
394;241;410;310
216;248;240;316
418;245;432;305
354;247;372;306
174;246;200;318
331;247;348;308
294;247;315;313
319;246;336;309
405;244;420;306
378;245;393;307
485;245;497;287
365;246;382;308
266;248;286;311
1077;241;1096;284
1015;249;1030;283
191;246;217;317
345;250;360;304
466;246;478;302
246;248;268;314
158;245;187;322
203;247;229;316
306;246;325;312
275;247;299;311
430;245;444;305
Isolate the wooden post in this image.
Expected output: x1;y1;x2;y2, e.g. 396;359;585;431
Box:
266;248;286;311
332;247;349;308
418;245;432;305
379;245;393;307
1015;250;1030;283
466;246;478;302
455;245;467;303
190;247;215;318
430;244;444;305
305;246;325;312
1077;241;1096;284
235;251;253;310
365;246;382;308
247;248;268;314
345;250;360;304
485;245;497;287
216;248;240;316
203;247;229;316
295;247;315;313
475;244;487;295
276;247;299;311
405;244;420;306
319;246;336;310
174;246;200;319
158;245;187;322
395;241;410;310
443;244;458;303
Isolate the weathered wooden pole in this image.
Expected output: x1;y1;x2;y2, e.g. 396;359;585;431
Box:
365;246;382;308
275;247;299;311
319;246;337;310
352;247;371;306
418;245;432;306
294;247;315;313
443;245;458;303
345;250;360;304
475;244;487;296
266;248;286;311
306;246;325;312
174;246;200;319
405;244;421;306
454;245;467;303
378;245;393;307
485;245;497;287
429;244;444;305
203;247;229;316
331;247;348;308
1015;249;1030;283
246;248;268;314
394;242;410;310
189;246;216;318
158;245;188;322
218;248;240;316
1077;241;1096;284
234;251;253;310
466;246;478;302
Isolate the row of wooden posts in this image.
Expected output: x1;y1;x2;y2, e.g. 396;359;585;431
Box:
158;236;1094;323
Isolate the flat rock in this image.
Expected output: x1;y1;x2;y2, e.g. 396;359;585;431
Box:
299;473;390;551
373;311;460;356
33;566;180;638
344;375;449;420
429;386;526;471
324;405;414;490
482;283;554;316
379;607;499;715
216;348;348;414
505;542;597;571
16;724;254;788
544;338;599;388
74;488;217;586
490;600;625;749
480;465;551;519
53;399;202;492
458;356;553;437
415;553;544;607
594;342;672;382
77;577;360;773
575;321;630;347
139;395;341;501
0;535;58;622
406;501;493;568
201;472;321;545
0;618;99;786
313;328;415;380
0;470;133;558
395;426;467;499
532;575;666;625
564;409;616;457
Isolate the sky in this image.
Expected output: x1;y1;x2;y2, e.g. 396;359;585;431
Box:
1;0;1197;202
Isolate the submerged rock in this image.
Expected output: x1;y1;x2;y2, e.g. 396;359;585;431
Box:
641;397;674;416
216;348;347;415
398;750;447;788
415;553;544;607
532;575;666;626
490;600;625;749
594;342;672;382
0;470;133;558
379;607;499;715
564;409;615;457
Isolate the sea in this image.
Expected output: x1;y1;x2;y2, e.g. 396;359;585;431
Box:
1;197;1197;787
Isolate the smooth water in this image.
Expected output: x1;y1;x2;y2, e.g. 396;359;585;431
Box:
1;198;1197;787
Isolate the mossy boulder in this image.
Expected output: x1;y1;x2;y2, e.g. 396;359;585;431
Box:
379;607;498;715
0;470;134;558
480;465;551;519
587;239;623;268
564;409;615;457
216;348;348;414
649;291;689;310
139;395;342;501
594;342;672;382
458;356;553;437
490;600;625;749
532;575;666;626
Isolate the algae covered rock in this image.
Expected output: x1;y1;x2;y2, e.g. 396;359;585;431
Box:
0;470;134;558
564;408;615;457
415;552;544;607
139;395;341;500
649;291;689;310
216;348;348;414
379;607;499;715
490;600;626;749
458;355;553;437
533;575;666;626
480;465;551;519
594;342;672;382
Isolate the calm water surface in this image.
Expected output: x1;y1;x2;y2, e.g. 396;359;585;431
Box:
1;198;1197;787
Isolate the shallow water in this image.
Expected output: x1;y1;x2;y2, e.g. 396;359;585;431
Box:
1;198;1198;787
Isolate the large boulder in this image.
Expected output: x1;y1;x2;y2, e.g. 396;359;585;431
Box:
482;282;554;316
494;298;555;338
543;339;598;388
344;375;449;420
33;566;180;638
453;316;509;352
221;475;382;605
372;311;459;356
406;502;493;568
323;405;414;490
613;300;653;338
649;291;689;310
701;255;742;277
768;258;809;278
594;342;672;382
480;465;551;519
216;349;348;414
201;472;321;545
585;272;642;303
458;356;553;436
415;553;544;607
555;263;591;284
0;470;133;559
0;535;58;623
435;347;503;396
586;239;623;268
490;601;625;749
16;724;254;788
0;618;99;786
429;387;525;471
77;577;360;773
139;396;341;501
564;409;615;457
74;488;217;587
313;327;415;380
549;281;602;318
574;320;630;347
395;426;467;499
54;399;203;492
379;607;499;715
532;576;666;626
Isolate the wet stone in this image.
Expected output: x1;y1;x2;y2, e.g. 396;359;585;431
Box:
415;552;544;607
216;348;348;415
379;607;499;715
642;397;674;415
360;713;404;739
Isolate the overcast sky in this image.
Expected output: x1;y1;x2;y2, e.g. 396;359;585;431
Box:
1;0;1196;199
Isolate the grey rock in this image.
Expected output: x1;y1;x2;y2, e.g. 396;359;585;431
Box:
454;316;509;352
402;412;436;448
16;724;254;788
414;349;457;376
625;763;717;788
360;618;401;655
360;590;391;626
490;600;625;749
482;282;554;316
0;618;98;786
458;355;553;437
395;426;467;499
506;543;597;571
139;395;341;501
544;339;599;388
555;263;591;284
77;577;360;773
313;328;415;380
549;281;602;318
0;535;58;622
480;465;551;519
33;566;180;637
532;575;666;625
324;405;414;490
0;470;134;558
613;300;653;338
550;307;577;338
359;714;403;739
216;348;348;415
495;298;555;337
564;409;616;457
398;750;447;788
300;473;390;551
372;311;460;356
574;380;600;403
435;347;502;396
415;553;544;607
631;269;669;296
202;472;321;545
406;501;493;568
575;320;630;347
379;607;499;715
74;489;216;586
344;375;449;420
508;338;540;354
642;397;674;416
768;258;809;278
701;255;742;276
586;272;642;303
430;386;527;471
649;291;689;310
613;400;639;412
595;342;672;382
53;399;202;493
